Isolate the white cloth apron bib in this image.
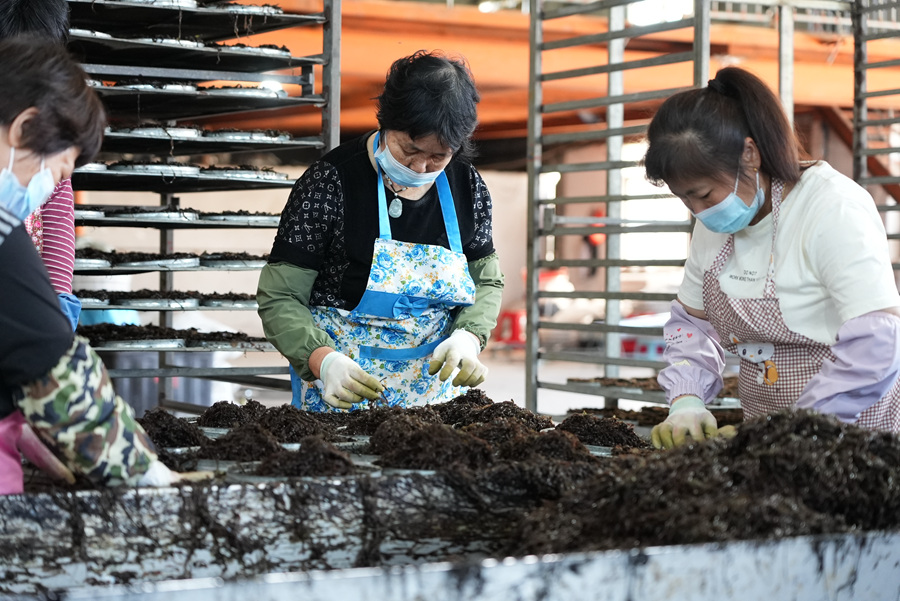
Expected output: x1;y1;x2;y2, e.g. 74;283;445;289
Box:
703;179;900;431
291;146;476;412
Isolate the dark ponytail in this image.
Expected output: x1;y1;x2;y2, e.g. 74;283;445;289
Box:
643;66;802;188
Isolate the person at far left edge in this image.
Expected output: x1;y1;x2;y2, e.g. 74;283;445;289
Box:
258;50;505;412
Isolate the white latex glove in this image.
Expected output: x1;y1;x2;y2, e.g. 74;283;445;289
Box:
320;351;384;410
651;395;718;449
427;330;487;387
138;460;213;486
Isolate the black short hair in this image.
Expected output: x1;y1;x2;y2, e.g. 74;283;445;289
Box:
0;36;106;165
375;50;480;162
643;67;802;189
0;0;69;42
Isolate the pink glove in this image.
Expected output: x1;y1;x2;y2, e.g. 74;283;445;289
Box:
18;422;76;485
0;412;75;495
0;412;26;495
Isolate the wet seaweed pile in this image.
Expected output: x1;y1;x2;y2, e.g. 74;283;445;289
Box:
556;413;650;449
198;423;283;462
197;400;259;429
255;437;355;478
459;418;535;448
432;388;494;424
257;405;334;443
343;405;442;436
509;410;900;556
376;423;495;471
451;400;554;432
138;407;209;448
369;414;433;455
498;429;601;464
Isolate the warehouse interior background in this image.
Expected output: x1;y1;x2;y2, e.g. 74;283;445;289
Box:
69;0;900;417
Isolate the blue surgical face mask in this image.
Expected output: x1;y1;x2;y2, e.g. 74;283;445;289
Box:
0;147;56;221
693;168;765;234
374;131;445;188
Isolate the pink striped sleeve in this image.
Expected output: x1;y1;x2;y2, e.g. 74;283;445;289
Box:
39;179;76;294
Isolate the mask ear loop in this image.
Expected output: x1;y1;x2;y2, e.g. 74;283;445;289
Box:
7;147;15;170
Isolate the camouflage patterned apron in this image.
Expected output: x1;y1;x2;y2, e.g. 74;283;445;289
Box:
291;158;476;412
16;336;158;484
702;179;900;431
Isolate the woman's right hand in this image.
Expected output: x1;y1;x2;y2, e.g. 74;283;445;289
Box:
319;351;384;410
651;395;718;449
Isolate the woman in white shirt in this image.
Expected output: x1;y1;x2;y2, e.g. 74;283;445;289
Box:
643;66;900;448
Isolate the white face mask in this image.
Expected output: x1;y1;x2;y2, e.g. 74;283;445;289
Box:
374;132;444;188
0;147;55;221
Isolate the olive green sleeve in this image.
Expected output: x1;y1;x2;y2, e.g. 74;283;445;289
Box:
452;252;505;350
257;262;336;381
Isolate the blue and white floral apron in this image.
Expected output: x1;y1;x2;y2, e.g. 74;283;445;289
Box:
290;151;476;412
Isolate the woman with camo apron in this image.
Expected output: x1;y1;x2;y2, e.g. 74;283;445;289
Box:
0;38;211;493
643;67;900;448
258;51;504;411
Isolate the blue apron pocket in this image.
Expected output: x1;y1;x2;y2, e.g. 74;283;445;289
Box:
359;336;447;361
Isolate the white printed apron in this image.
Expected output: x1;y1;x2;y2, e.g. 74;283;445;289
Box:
290;157;476;412
702;180;900;431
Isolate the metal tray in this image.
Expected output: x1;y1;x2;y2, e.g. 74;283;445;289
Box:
128;0;198;7
200;87;285;98
212;44;291;58
97;339;186;350
108;164;200;177
204;130;291;141
116;126;203;138
190;340;276;351
75;163;107;172
198;259;266;269
583;444;614;457
224;461;381;485
115;83;198;93
117;298;200;309
79;298;110;308
200;299;258;308
201;213;279;226
69;28;113;39
199;169;290;181
106;210;200;221
128;38;205;50
198;427;229;440
115;257;200;269
74;209;106;219
74;258;112;269
216;4;283;14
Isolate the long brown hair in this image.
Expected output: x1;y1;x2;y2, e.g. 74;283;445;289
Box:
643;67;802;189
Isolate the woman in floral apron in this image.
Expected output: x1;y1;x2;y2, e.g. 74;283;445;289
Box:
642;66;900;448
258;51;504;412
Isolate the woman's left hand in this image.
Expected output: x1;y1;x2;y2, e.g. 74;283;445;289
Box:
428;330;487;387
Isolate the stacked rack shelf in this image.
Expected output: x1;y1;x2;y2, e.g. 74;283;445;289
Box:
68;0;340;410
